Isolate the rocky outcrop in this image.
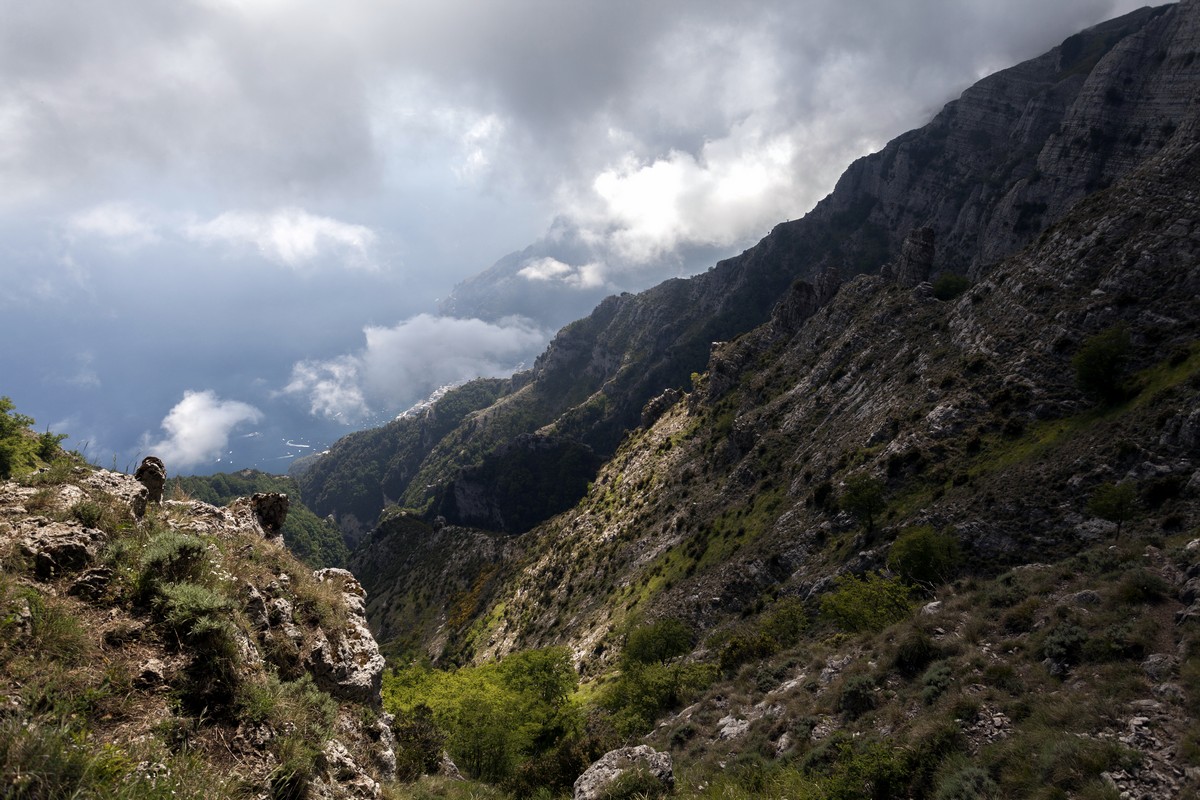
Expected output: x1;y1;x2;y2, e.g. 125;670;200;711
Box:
134;456;165;503
573;745;674;800
250;491;289;539
0;468;396;800
306;568;386;706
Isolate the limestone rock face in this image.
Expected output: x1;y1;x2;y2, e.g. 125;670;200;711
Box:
573;745;673;800
306;569;385;706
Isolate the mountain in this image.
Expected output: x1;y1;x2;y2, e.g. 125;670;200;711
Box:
302;2;1194;543
339;4;1200;795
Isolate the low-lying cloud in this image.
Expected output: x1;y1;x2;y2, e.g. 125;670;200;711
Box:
143;390;263;470
283;313;549;422
186;208;377;269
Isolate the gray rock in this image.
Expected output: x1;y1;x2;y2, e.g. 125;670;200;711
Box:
20;522;104;579
893;227;935;288
1142;654;1177;682
250;492;289;540
573;745;673;800
305;570;385;705
68;566;113;600
134;456;166;504
308;740;381;800
136;658;167;688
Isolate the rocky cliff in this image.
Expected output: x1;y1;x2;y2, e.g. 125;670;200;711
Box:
0;464;396;799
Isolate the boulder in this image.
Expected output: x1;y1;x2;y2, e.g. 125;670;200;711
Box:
134;456;166;503
250;492;289;540
573;745;673;800
20;522;104;579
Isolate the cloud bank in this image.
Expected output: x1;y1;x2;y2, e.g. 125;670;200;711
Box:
283;314;549;421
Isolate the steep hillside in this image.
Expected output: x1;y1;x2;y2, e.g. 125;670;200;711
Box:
0;457;397;799
459;106;1200;667
304;2;1198;540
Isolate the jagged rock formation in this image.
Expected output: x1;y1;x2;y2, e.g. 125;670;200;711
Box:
299;2;1200;546
0;467;395;798
134;454;165;503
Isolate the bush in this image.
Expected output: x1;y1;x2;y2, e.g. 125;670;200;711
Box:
936;765;1000;800
837;674;878;719
1040;623;1088;667
888;526;961;586
891;629;940;678
933;274;971;301
1116;568;1170;605
921;661;954;704
137;532;210;599
821;572;913;633
1073;325;1131;403
622;619;692;667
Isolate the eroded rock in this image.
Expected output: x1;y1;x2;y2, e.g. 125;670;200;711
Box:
573;745;673;800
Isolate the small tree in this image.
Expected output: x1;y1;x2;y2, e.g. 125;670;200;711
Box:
1073;325;1131;403
0;396;37;479
888;526;961;587
622;619;692;667
840;474;886;532
1087;481;1137;539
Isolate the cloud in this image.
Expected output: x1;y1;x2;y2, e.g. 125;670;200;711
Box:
517;257;608;290
283;313;549;421
186;208;377;268
281;356;368;422
68;203;159;246
144;390;263;469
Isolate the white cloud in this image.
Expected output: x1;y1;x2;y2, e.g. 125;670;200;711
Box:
281;356;369;422
143;390;263;469
186;207;377;268
282;313;549;421
518;257;608;289
69;203;159;246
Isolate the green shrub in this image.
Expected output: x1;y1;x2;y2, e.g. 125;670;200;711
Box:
821;572;913;633
1115;567;1169;604
394;704;448;782
0;397;37;480
1040;623;1088;667
891;629;940;678
837;674;878;719
933;274;971;301
1073;325;1131;403
921;661;954;704
137;532;210;600
935;765;1000;800
888;526;961;586
622;619;692;667
598;766;671;800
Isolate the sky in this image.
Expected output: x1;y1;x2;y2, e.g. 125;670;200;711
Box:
0;0;1150;475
